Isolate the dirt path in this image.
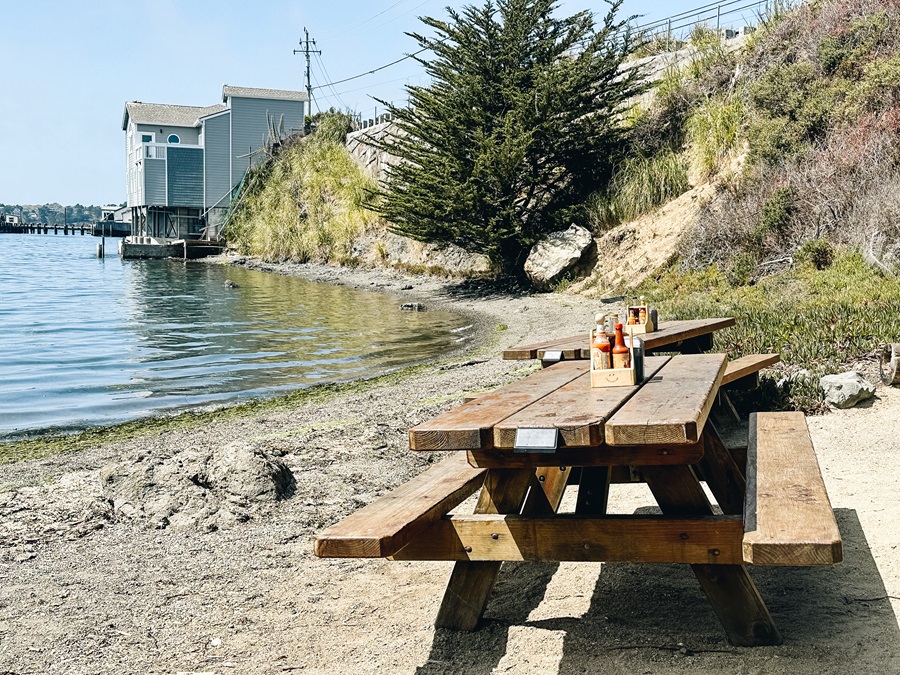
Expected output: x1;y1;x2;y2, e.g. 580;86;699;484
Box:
0;261;897;674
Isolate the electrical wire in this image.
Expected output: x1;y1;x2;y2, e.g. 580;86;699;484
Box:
318;0;415;38
309;0;786;96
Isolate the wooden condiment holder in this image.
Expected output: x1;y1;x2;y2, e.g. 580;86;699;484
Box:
624;302;656;334
589;329;636;388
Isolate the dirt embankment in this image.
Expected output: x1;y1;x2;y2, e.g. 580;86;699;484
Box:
0;260;897;674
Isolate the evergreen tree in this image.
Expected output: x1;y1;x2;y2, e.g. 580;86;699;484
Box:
376;0;644;278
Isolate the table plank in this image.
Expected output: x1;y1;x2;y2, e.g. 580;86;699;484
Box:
721;353;780;385
493;356;671;449
391;514;744;564
501;336;585;360
605;354;727;446
409;362;586;451
467;442;704;468
528;318;736;361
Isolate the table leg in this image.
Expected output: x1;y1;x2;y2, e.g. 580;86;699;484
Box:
698;426;745;515
575;466;611;515
434;468;533;630
643;464;782;646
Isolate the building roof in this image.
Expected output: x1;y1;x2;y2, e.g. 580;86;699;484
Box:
122;102;227;130
222;85;309;102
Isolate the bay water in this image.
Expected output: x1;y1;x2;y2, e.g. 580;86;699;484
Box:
0;234;473;440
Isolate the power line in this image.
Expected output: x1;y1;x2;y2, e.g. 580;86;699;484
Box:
308;0;790;97
318;0;414;38
311;45;432;92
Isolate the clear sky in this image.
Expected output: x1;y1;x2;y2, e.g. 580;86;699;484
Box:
0;0;762;206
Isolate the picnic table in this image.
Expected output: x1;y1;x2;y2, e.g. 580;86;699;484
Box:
315;321;842;647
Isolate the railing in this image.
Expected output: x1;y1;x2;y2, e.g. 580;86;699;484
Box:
631;0;799;44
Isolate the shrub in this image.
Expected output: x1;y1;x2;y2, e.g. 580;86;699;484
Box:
795;239;835;269
754;187;795;244
727;252;758;286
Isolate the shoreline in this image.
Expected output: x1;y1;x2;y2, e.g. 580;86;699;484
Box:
1;258;897;673
0;256;505;461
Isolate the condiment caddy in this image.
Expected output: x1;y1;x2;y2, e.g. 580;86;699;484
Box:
589;298;653;388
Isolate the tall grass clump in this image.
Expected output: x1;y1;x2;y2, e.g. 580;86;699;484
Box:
225;119;380;264
589;149;690;229
686;93;746;178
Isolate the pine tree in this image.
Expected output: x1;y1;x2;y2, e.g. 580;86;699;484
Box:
376;0;644;279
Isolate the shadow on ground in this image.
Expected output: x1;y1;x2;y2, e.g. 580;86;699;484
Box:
439;277;536;301
415;508;898;674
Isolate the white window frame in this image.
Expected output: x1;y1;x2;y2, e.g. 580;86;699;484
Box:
167;133;181;144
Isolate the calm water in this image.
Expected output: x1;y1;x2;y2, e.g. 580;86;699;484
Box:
0;234;473;439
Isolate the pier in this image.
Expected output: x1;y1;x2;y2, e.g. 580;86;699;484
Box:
0;222;94;235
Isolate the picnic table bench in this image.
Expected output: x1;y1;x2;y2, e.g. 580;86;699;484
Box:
316;325;841;646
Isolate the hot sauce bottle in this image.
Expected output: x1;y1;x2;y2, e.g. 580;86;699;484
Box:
592;314;611;370
612;323;631;369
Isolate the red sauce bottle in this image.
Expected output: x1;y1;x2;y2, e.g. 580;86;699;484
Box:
612;323;631;369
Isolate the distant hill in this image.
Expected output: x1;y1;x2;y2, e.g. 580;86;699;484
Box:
0;203;107;225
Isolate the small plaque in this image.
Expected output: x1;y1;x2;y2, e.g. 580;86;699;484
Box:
542;350;563;364
514;427;558;453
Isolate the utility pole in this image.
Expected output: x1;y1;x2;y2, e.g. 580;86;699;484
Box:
293;28;321;114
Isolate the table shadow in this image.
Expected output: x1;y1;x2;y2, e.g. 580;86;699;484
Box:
414;561;559;675
414;508;898;673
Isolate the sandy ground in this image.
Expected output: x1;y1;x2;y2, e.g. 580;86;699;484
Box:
0;260;897;675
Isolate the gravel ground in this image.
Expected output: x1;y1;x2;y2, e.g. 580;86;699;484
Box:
0;260;897;674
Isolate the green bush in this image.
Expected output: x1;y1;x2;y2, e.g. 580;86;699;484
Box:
746;63;840;162
845;52;900;115
727;251;757;286
753;187;794;244
795;239;835;269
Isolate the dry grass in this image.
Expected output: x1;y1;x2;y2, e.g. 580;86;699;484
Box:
225;130;381;264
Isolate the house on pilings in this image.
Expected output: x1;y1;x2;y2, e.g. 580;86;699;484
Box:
121;85;307;258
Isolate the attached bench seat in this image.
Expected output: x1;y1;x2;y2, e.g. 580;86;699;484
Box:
721;354;780;389
314;453;485;558
743;412;842;566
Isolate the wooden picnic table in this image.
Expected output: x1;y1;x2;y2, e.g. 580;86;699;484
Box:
316;337;841;647
502;317;736;364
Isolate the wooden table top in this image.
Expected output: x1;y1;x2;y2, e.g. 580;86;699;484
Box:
501;318;736;361
409;353;727;467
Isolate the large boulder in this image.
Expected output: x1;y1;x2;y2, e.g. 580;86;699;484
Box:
524;224;595;290
819;371;876;409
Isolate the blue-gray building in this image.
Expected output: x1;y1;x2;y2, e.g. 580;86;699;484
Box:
122;85;307;247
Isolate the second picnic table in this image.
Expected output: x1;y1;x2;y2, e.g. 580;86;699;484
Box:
316;318;842;647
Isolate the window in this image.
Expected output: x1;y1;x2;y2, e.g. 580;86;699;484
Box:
141;133;154;143
167;134;180;144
